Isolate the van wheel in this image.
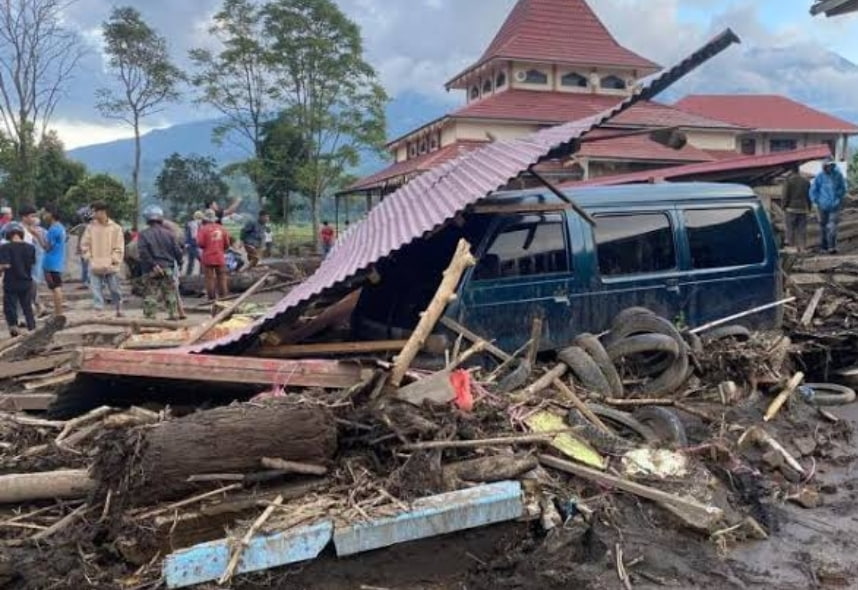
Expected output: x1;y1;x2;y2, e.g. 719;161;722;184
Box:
573;333;623;397
701;325;752;343
557;346;612;396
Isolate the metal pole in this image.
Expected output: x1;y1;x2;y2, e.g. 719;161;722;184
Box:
689;297;796;335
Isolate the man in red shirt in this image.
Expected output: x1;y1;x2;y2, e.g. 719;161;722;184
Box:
320;220;335;257
197;209;231;301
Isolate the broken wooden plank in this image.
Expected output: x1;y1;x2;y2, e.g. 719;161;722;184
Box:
333;481;523;556
0;393;57;411
23;372;76;391
163;520;334;589
271;290;361;345
800;288;825;327
439;317;512;362
185;272;272;346
76;348;370;389
539;455;723;530
259;336;447;358
0;469;95;504
390;239;476;387
0;353;74;380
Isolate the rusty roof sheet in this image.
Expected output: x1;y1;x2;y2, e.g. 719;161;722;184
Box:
192;29;740;355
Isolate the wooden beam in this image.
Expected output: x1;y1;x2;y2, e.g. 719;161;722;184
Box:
438;317;512;363
0;393;57;411
76;348;370;389
184;272;272;346
259;336;447;358
0;353;73;380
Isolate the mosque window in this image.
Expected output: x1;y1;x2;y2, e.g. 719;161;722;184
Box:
482;79;493;94
601;75;627;90
523;69;548;84
470;85;480;99
561;72;588;88
496;71;507;88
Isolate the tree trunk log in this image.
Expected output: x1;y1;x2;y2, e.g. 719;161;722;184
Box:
390;239;476;387
0;469;94;504
92;400;337;506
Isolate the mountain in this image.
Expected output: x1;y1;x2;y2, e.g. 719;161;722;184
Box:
68;91;455;191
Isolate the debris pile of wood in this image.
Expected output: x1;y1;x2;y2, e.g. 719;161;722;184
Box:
2;244;856;589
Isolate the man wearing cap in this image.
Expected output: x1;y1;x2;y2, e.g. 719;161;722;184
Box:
197;209;232;302
138;206;183;320
810;157;847;254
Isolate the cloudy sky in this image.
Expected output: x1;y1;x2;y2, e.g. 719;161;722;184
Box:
52;0;858;149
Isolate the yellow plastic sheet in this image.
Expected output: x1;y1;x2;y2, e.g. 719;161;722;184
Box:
525;411;605;470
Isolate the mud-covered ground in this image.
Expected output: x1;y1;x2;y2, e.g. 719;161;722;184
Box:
232;404;858;590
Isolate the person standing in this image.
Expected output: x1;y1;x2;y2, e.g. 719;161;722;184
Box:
810;157;847;254
41;204;67;316
320;220;335;257
197;209;231;301
19;205;45;317
138;206;183;320
241;210;269;268
264;222;274;258
184;211;203;276
782;164;812;252
80;201;125;316
0;223;36;336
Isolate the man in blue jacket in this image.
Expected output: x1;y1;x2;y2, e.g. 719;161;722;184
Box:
810;157;847;254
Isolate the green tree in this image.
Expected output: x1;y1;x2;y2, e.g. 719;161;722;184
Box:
189;0;275;193
262;0;387;244
155;153;229;218
34;132;87;210
64;174;133;224
97;7;183;229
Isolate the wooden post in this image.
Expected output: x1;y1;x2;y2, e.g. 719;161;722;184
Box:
0;469;94;504
390;240;476;387
764;372;804;422
184;272;272;346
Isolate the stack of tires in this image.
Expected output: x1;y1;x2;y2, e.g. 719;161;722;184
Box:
557;307;690;399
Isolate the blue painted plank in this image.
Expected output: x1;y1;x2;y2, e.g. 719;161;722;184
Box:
333;480;523;557
163;520;333;589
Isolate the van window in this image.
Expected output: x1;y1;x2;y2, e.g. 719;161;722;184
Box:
474;214;569;280
595;213;676;277
684;208;765;269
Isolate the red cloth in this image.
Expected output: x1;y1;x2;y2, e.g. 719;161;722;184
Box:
197;223;231;266
320;225;335;245
450;370;474;412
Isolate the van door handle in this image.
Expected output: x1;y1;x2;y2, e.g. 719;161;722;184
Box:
553;294;570;305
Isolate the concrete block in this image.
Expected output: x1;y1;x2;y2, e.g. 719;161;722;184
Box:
163;520;333;588
333;480;523;557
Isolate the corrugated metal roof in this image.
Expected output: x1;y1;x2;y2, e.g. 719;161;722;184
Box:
193;29;740;355
563;145;832;188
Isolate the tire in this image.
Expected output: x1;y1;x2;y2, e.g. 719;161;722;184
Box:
496;359;532;393
633;406;688;446
606;333;681;361
611;307;656;332
803;383;857;406
702;325;752;343
606;334;689;397
557;346;612;396
587;403;658;443
573;333;623;397
607;312;684;347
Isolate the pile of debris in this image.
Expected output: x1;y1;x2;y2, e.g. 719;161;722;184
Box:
1;253;855;589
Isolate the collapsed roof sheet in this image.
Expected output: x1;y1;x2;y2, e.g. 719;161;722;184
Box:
193;29;740;354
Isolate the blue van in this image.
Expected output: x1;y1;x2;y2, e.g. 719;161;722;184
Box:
352;182;782;354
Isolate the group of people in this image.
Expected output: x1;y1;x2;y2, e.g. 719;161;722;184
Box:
0;204;67;336
783;156;848;253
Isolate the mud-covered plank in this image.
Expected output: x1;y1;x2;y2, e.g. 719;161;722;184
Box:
76;348;369;389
